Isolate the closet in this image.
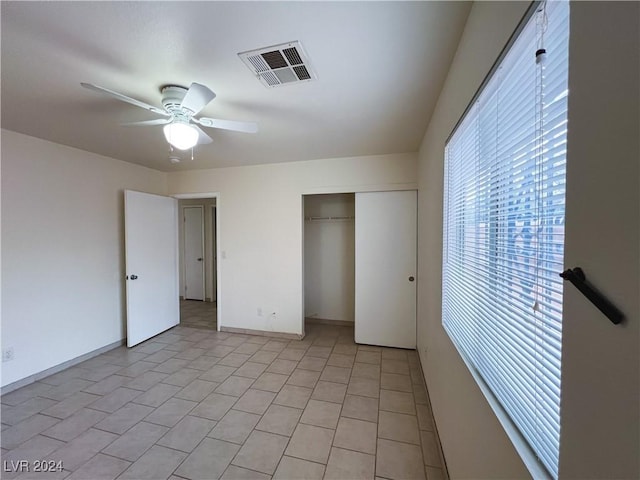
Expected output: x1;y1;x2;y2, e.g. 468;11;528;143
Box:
303;190;417;348
304;194;355;325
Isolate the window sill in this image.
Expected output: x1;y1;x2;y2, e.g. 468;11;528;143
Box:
451;340;553;480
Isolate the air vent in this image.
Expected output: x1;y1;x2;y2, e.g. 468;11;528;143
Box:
239;41;317;88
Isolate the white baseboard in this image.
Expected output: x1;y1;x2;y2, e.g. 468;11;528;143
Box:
1;340;125;395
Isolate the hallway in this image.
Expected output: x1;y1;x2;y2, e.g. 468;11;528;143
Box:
180;300;216;330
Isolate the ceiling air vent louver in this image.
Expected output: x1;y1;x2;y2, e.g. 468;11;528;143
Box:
238;41;317;88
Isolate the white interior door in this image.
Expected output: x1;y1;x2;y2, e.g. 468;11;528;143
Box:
125;190;179;347
183;206;205;300
355;190;417;348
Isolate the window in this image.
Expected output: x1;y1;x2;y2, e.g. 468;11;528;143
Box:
442;1;569;477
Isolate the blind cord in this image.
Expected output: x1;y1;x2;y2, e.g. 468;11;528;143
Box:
533;0;548;465
533;1;548;313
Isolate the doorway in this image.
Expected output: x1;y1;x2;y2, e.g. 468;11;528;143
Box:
303;193;356;340
183;205;205;301
177;196;218;330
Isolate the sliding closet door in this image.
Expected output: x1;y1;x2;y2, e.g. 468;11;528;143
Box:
355;190;417;348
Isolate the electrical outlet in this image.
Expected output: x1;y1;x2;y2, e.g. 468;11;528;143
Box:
2;347;14;362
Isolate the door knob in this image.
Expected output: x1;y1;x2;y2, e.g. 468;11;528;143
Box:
408;276;415;282
130;274;138;280
197;258;203;262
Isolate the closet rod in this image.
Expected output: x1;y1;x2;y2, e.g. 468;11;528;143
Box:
304;215;355;221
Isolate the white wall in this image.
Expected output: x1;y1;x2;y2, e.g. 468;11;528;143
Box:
416;1;639;478
417;3;531;476
178;198;217;302
1;130;167;388
304;194;355;323
168;153;417;336
558;3;638;477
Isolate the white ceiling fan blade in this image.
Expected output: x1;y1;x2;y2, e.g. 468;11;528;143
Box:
195;116;258;134
121;118;172;127
195;125;213;144
81;82;169;117
180;83;216;116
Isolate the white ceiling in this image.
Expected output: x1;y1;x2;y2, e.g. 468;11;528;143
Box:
1;1;471;172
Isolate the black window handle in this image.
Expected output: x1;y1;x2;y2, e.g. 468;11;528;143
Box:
560;267;624;325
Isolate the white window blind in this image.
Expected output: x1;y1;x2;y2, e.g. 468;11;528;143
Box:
442;1;569;478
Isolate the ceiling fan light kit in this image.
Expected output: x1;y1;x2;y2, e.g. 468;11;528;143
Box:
80;81;258;161
163;121;199;150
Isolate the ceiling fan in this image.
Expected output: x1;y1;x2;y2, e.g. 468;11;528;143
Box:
81;82;258;151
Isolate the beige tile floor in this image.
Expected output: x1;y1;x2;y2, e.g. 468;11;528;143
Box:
1;322;447;480
180;300;217;330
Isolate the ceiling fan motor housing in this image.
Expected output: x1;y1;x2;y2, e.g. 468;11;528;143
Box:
161;85;189;116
